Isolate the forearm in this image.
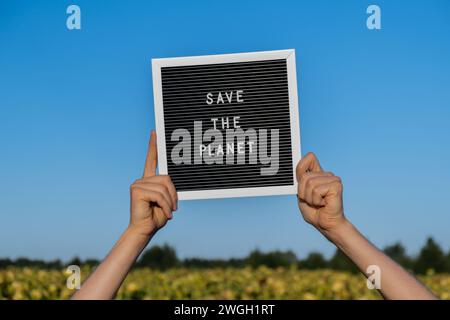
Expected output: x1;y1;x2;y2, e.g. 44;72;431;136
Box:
325;220;436;300
72;227;152;300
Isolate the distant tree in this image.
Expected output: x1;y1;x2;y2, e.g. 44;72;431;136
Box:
246;249;263;268
299;252;328;270
329;249;358;273
1;258;62;269
67;257;82;267
46;259;63;269
183;258;214;268
447;251;450;273
414;237;447;274
183;257;245;269
383;242;413;270
246;249;297;268
227;258;246;268
84;259;100;268
14;257;32;267
0;258;13;268
139;244;179;270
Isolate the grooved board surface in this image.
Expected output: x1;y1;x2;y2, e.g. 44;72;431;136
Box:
160;59;294;192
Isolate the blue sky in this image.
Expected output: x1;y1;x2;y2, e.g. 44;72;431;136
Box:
1;0;449;261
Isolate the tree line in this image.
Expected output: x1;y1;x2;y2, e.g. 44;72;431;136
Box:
1;237;449;275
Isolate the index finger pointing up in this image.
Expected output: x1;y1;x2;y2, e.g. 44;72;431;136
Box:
296;152;323;182
143;130;158;177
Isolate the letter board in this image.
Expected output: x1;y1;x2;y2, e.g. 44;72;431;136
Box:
152;49;301;200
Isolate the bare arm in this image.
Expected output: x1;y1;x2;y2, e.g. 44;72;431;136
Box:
296;152;436;300
72;131;178;300
70;227;152;300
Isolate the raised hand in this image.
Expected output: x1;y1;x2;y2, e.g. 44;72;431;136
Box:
296;152;346;236
129;131;178;237
72;131;178;300
295;152;436;299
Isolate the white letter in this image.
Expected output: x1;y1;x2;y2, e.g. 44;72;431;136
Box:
236;90;244;102
221;117;229;129
66;265;81;289
259;129;279;176
217;92;224;104
366;265;381;289
366;5;381;30
216;144;224;156
206;92;213;105
226;143;234;155
225;91;233;103
199;144;206;157
66;5;81;30
210;118;218;130
233;116;240;128
248;141;255;154
237;142;245;154
171;129;191;165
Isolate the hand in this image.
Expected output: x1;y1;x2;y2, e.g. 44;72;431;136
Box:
296;152;346;237
129;131;178;237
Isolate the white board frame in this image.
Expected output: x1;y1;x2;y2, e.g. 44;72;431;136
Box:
151;49;301;200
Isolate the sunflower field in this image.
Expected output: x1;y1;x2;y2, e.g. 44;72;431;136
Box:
0;266;448;300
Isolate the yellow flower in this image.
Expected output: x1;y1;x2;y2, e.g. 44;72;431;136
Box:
0;267;448;300
126;282;139;293
30;289;43;300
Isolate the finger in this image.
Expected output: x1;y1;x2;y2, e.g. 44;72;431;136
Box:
296;152;323;183
304;175;339;204
311;180;342;207
133;182;174;212
143;130;158;178
132;186;172;218
298;172;333;201
140;176;178;211
307;177;340;206
311;185;327;207
159;176;178;211
297;198;317;224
